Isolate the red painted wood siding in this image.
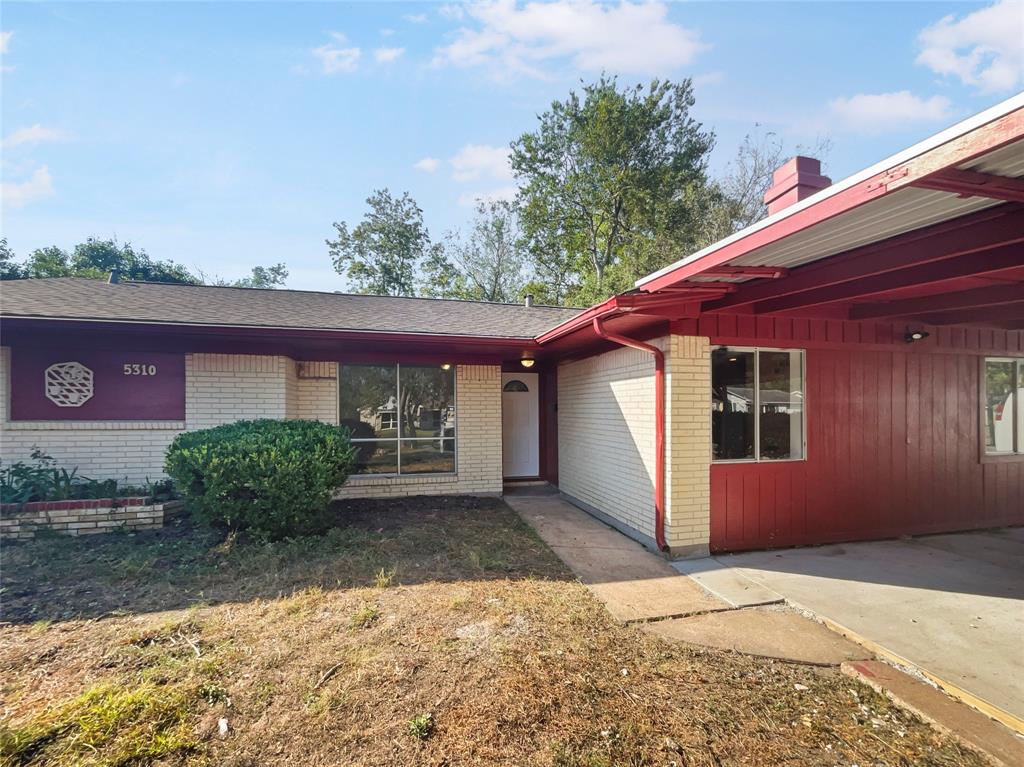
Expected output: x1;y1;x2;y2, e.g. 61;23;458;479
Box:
703;318;1024;552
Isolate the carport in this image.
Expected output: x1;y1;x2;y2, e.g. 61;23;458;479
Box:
709;527;1024;732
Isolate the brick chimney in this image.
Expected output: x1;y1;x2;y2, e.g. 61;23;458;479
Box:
763;156;831;215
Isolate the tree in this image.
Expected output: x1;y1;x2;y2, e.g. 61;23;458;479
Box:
511;76;716;305
700;127;833;246
420;199;527;303
200;263;290;288
10;238;198;283
0;239;25;280
328;190;432;296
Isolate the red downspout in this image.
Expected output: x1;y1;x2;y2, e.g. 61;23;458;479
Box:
591;317;667;552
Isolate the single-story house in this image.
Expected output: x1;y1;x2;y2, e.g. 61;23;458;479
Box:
2;94;1022;556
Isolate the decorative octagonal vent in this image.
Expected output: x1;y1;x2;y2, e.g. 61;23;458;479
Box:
44;361;95;407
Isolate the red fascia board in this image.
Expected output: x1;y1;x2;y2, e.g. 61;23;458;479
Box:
639;106;1024;294
534;295;623;345
707;205;1024;312
751;244;1024;314
849;282;1024;320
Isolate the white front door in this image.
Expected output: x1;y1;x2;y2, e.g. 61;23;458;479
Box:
501;372;539;477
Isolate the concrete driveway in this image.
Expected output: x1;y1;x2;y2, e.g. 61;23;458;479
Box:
704;528;1024;730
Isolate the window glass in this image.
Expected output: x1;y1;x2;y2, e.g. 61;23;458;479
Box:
758;350;804;460
351;440;399;474
399;366;456;439
400;439;456;474
503;379;529;392
712;349;755;460
984;360;1017;453
338;365;397;439
339;363;457;475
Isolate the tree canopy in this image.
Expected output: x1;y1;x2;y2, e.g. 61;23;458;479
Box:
510;76;717;306
328;189;433;296
420;199;527;303
0;237;290;288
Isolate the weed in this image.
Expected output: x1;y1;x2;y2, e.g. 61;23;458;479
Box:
374;567;396;589
407;712;434;741
350;603;380;629
198;681;231;707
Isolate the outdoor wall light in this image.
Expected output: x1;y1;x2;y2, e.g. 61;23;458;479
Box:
520;358;536;368
904;329;930;343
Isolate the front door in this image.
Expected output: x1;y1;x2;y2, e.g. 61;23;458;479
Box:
501;372;539;478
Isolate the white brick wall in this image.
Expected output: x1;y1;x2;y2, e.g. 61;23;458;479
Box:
558;342;662;541
0;348;503;496
557;335;712;556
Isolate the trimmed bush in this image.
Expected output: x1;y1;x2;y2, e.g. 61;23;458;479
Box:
165;419;356;539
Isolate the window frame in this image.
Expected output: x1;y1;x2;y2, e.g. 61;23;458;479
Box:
338;362;458;477
981;356;1023;462
710;345;807;464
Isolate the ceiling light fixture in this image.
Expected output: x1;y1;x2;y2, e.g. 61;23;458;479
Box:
440;363;452;370
520;358;535;369
904;329;930;344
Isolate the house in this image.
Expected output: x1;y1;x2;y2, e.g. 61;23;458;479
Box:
2;94;1022;556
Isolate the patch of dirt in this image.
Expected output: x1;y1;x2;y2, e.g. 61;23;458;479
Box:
0;497;985;766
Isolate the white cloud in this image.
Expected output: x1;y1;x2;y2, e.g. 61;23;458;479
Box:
380;28;396;37
404;13;428;24
1;30;13;72
374;47;405;63
917;0;1023;93
3;124;71;149
827;91;953;134
450;143;512;182
1;165;55;208
458;185;517;207
433;0;707;78
414;156;441;173
312;33;362;74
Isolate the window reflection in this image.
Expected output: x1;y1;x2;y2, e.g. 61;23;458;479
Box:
712;349;755;460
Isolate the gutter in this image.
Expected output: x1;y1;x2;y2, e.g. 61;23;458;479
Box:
591;315;668;552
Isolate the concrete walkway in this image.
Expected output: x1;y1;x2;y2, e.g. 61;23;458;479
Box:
507;493;868;666
714;530;1024;731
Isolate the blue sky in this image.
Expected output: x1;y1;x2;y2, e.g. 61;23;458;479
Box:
2;1;1021;291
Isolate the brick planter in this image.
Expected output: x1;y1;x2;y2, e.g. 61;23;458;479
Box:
0;497;184;540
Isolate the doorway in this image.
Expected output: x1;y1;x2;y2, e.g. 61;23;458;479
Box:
501;372;539;478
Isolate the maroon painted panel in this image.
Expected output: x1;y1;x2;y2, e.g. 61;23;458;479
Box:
10;348;185;421
710;343;1024;552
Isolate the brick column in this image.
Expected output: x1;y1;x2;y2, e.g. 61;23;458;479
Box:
665;335;711;557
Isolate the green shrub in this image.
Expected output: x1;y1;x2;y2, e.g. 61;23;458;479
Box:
164;419;356;539
0;449;175;504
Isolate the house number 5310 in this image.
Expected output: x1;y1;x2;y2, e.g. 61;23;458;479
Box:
123;364;157;376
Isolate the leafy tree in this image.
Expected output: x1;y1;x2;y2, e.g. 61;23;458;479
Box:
0;239;25;280
199;263;290;289
511;76;716;305
420;199;527;303
10;238;198;283
328;189;432;296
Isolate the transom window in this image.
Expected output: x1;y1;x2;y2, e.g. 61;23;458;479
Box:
712;347;805;462
983;358;1023;456
338;364;456;475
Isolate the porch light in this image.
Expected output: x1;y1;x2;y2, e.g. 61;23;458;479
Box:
440;363;452;370
904;329;930;343
520;358;535;368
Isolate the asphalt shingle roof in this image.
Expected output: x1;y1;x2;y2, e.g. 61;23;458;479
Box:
0;278;583;339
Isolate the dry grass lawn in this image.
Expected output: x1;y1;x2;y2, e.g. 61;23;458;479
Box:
0;497;986;766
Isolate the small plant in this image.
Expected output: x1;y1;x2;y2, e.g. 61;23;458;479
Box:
374;567;396;589
350;603;379;629
198;681;230;706
407;712;434;741
164;419;356;539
